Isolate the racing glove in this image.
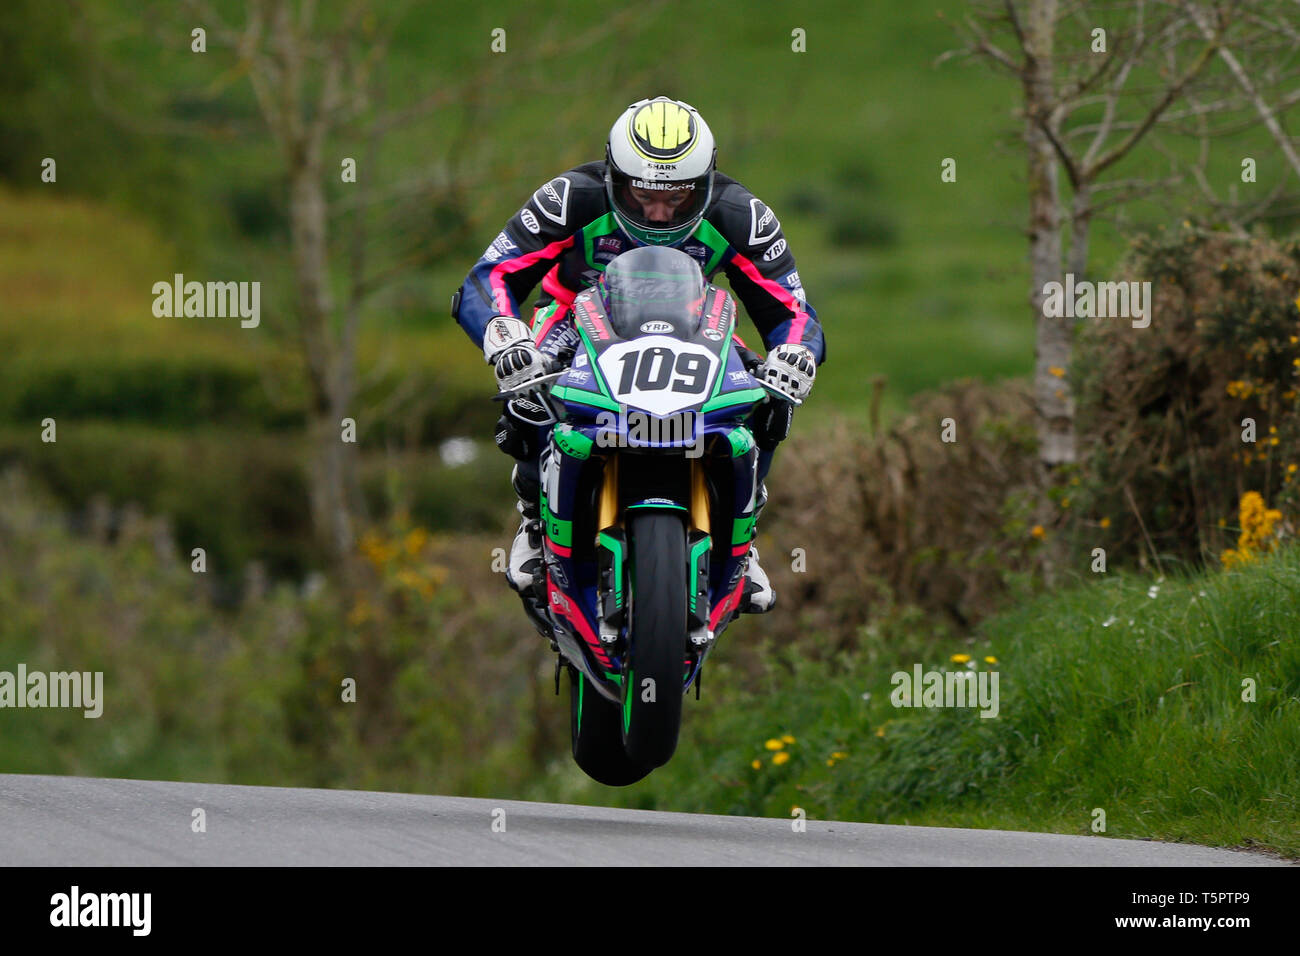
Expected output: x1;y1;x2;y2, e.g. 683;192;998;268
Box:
483;316;550;393
758;343;817;404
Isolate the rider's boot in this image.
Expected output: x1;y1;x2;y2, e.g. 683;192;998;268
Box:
505;464;544;597
740;482;775;614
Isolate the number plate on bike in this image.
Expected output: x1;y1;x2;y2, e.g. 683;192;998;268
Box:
596;336;720;416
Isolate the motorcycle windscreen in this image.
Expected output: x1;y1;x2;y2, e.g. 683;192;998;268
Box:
600;247;708;341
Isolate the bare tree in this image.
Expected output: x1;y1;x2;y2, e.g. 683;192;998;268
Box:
78;0;663;581
941;0;1300;468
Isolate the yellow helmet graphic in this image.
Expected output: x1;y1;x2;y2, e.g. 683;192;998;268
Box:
606;96;716;246
628;100;699;162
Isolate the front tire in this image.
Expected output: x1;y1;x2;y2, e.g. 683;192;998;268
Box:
621;511;688;768
569;666;652;786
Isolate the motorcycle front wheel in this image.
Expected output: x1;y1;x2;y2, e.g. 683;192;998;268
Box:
620;511;688;768
569;665;652;786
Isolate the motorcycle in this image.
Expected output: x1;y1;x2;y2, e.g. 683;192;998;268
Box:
498;246;796;786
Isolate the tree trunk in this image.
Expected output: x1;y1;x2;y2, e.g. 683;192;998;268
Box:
288;149;363;577
1023;0;1074;468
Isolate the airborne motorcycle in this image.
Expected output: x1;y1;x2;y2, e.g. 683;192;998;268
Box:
499;246;795;786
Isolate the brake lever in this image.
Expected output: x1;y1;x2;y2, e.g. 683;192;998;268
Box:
491;369;565;402
493;370;567;425
758;380;804;407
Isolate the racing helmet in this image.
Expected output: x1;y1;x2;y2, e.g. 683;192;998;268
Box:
605;96;716;247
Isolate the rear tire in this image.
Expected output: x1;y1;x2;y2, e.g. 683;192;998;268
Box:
621;511;688;768
569;666;652;786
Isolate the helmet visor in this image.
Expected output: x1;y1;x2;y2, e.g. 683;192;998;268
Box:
609;167;711;235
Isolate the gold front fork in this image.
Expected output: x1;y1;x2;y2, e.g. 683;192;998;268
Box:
690;459;710;535
597;454;619;530
596;454;709;533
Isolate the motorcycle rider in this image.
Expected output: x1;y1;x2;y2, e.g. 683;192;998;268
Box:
451;96;824;613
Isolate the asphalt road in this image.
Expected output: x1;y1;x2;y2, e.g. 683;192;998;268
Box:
0;773;1284;866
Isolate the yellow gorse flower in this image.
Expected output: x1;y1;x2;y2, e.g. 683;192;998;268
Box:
1221;491;1285;568
404;527;429;556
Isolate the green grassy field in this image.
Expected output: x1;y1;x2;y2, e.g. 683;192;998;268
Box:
524;543;1300;858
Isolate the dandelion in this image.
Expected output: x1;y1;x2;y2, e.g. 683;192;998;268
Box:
826;758;836;767
1288;464;1298;474
1031;525;1046;540
1048;366;1066;378
984;656;998;664
950;653;971;664
875;726;886;738
772;752;790;766
764;738;784;751
751;759;762;770
1100;517;1111;528
780;734;796;745
831;751;849;759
